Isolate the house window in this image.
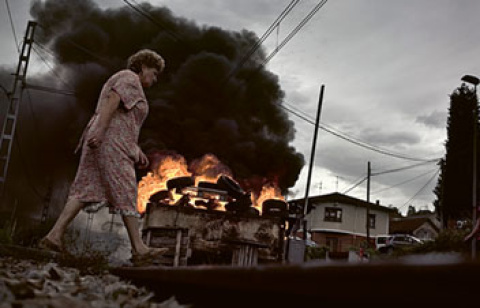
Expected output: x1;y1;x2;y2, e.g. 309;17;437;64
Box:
368;214;376;229
324;207;342;222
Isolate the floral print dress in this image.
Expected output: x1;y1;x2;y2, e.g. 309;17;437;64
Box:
68;69;148;217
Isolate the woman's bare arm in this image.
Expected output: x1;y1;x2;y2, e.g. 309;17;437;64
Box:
87;91;121;148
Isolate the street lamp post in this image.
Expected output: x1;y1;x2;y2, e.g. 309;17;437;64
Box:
461;74;480;259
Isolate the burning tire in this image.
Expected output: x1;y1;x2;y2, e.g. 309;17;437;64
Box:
262;199;289;218
149;190;171;203
166;176;195;193
246;207;260;217
225;194;253;213
198;181;223;191
216;175;246;199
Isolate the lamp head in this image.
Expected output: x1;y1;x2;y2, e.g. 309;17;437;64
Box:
461;75;480;86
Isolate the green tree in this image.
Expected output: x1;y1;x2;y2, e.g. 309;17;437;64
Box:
434;84;480;228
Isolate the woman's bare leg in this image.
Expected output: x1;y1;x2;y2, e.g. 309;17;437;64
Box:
43;199;85;246
122;215;150;255
465;218;480;242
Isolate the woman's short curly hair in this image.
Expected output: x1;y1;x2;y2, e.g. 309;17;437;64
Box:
127;49;165;74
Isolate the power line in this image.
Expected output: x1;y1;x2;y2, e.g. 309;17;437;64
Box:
279;101;437;162
372;168;439;194
121;0;188;45
399;168;440;210
342;175;368;194
24;83;77;97
223;0;301;83
282;100;440;162
121;0;321;87
237;0;329;86
371;159;440;176
4;0;19;53
261;0;328;67
32;39;57;58
35;24;114;67
31;45;75;91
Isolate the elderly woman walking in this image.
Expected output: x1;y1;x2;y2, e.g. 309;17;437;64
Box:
39;49;167;264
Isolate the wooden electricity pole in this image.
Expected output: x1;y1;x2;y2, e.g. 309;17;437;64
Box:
301;85;325;237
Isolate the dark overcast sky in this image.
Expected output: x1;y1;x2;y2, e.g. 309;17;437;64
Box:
2;0;480;214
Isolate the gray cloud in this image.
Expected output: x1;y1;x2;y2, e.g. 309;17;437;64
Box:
359;129;421;147
416;111;448;129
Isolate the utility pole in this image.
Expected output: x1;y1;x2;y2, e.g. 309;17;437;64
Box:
301;85;325;237
0;21;37;197
366;161;371;246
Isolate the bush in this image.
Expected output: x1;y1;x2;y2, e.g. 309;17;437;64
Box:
385;229;470;257
412;229;469;253
306;246;328;260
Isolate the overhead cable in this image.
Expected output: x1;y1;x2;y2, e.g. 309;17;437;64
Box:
32;45;75;91
35;25;114;67
371;159;440;176
4;0;20;53
24;83;77;97
342;175;367;194
223;0;301;83
261;0;328;67
279;102;438;162
372;168;439;194
399;169;440;210
121;0;188;45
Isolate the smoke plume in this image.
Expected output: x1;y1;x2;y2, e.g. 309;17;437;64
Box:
1;0;305;220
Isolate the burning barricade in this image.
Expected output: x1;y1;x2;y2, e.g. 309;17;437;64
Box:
137;152;291;267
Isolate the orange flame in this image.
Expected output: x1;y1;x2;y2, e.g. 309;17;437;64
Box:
137;152;285;215
254;183;285;212
191;154;232;186
137;154;191;213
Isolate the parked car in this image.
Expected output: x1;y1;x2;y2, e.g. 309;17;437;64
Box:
378;234;424;254
374;235;390;251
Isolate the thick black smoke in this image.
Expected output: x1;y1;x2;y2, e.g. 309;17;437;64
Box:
2;0;305;220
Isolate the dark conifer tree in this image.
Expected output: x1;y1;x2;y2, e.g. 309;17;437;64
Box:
434;84;480;228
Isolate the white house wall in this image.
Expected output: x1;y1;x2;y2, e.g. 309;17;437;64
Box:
412;222;438;241
306;201;390;237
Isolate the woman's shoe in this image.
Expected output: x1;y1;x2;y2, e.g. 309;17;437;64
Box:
38;237;64;253
130;247;169;266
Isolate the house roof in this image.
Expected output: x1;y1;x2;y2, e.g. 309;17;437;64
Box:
390;217;440;234
288;192;395;214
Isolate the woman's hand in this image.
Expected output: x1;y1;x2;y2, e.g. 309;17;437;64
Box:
87;130;105;148
137;149;149;169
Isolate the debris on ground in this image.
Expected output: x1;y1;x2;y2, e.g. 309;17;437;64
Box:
0;256;191;308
